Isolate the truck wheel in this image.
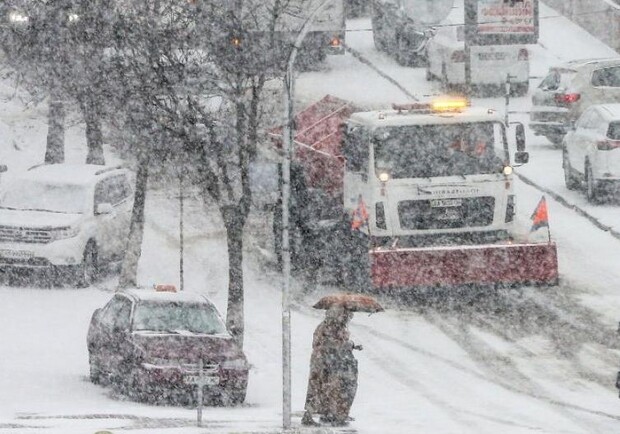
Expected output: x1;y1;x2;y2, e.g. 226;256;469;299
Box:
337;227;371;292
223;387;247;405
510;82;529;97
371;11;385;52
585;162;600;203
89;351;102;385
441;64;451;92
75;242;98;288
563;150;579;190
425;66;433;81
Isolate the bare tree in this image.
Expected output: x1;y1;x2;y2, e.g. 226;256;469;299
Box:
110;0;310;346
0;0;112;164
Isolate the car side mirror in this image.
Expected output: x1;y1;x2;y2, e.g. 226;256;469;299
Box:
514;151;529;165
95;203;113;215
515;123;526;152
0;165;7;173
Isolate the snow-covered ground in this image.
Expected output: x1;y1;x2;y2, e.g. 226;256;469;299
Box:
2;3;620;433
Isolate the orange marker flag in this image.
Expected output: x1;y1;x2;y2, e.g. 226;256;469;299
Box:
530;196;549;232
351;195;369;231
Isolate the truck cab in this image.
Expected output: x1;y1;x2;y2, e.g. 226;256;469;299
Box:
341;97;528;248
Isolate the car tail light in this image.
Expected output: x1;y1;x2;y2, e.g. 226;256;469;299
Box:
451;50;466;63
555;93;580;104
518;48;528;61
596;140;620;150
329;37;341;48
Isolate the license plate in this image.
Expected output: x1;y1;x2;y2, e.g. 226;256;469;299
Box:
430;199;462;208
184;374;219;386
0;249;33;259
478;52;506;61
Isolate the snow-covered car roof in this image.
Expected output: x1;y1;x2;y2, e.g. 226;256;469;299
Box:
17;164;127;186
122;288;212;304
348;106;503;129
553;57;620;72
592;103;620;121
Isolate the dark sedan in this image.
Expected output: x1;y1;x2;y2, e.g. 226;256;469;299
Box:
87;286;249;405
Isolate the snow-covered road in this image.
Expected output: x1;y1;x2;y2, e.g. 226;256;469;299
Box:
3;3;620;434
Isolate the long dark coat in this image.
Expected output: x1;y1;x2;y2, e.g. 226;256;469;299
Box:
304;316;358;421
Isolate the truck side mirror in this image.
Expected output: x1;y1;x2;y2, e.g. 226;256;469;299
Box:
515;123;526;152
0;165;7;173
514;151;529;165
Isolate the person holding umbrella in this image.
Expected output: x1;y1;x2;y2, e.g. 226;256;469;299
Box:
302;294;383;427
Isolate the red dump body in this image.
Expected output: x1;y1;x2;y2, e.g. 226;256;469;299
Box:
277;95;358;198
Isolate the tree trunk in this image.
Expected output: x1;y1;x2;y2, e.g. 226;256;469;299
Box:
223;205;245;347
118;157;149;289
82;94;105;165
45;84;65;164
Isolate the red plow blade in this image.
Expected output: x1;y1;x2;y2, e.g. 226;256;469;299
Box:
370;242;559;289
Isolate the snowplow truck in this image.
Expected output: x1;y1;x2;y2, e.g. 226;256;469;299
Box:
278;95;558;291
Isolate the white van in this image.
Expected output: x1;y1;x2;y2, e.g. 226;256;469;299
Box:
425;5;530;95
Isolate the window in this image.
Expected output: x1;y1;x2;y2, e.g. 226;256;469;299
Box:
100;296;132;330
132;301;227;335
591;66;620;87
95;175;131;206
608;122;620;140
343;126;369;174
539;71;560;91
373;122;506;178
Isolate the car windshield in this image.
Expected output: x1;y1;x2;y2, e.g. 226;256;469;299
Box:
607;121;620;140
373;122;506;179
0;180;89;214
132;301;228;335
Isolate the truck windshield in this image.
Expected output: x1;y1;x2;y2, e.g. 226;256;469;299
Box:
133;301;227;335
373;122;506;179
0;180;88;214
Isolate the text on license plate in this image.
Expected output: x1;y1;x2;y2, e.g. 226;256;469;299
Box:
0;249;33;259
478;52;506;61
430;199;462;208
184;375;219;386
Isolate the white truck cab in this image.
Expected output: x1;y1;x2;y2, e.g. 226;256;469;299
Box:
341;97;528;247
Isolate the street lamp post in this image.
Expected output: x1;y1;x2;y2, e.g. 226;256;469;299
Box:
281;0;335;429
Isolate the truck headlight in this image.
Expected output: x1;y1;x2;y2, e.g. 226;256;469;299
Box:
378;172;390;182
49;226;80;241
9;11;29;24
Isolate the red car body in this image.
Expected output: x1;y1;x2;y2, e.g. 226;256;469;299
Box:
87;288;249;405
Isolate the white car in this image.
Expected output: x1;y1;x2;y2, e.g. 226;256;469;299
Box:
0;164;133;286
426;10;529;95
563;103;620;202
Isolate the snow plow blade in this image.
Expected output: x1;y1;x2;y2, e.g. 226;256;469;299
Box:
370;242;559;289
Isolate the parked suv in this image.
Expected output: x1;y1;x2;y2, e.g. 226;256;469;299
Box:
530;58;620;147
87;286;250;405
563;104;620;202
0;164;133;286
